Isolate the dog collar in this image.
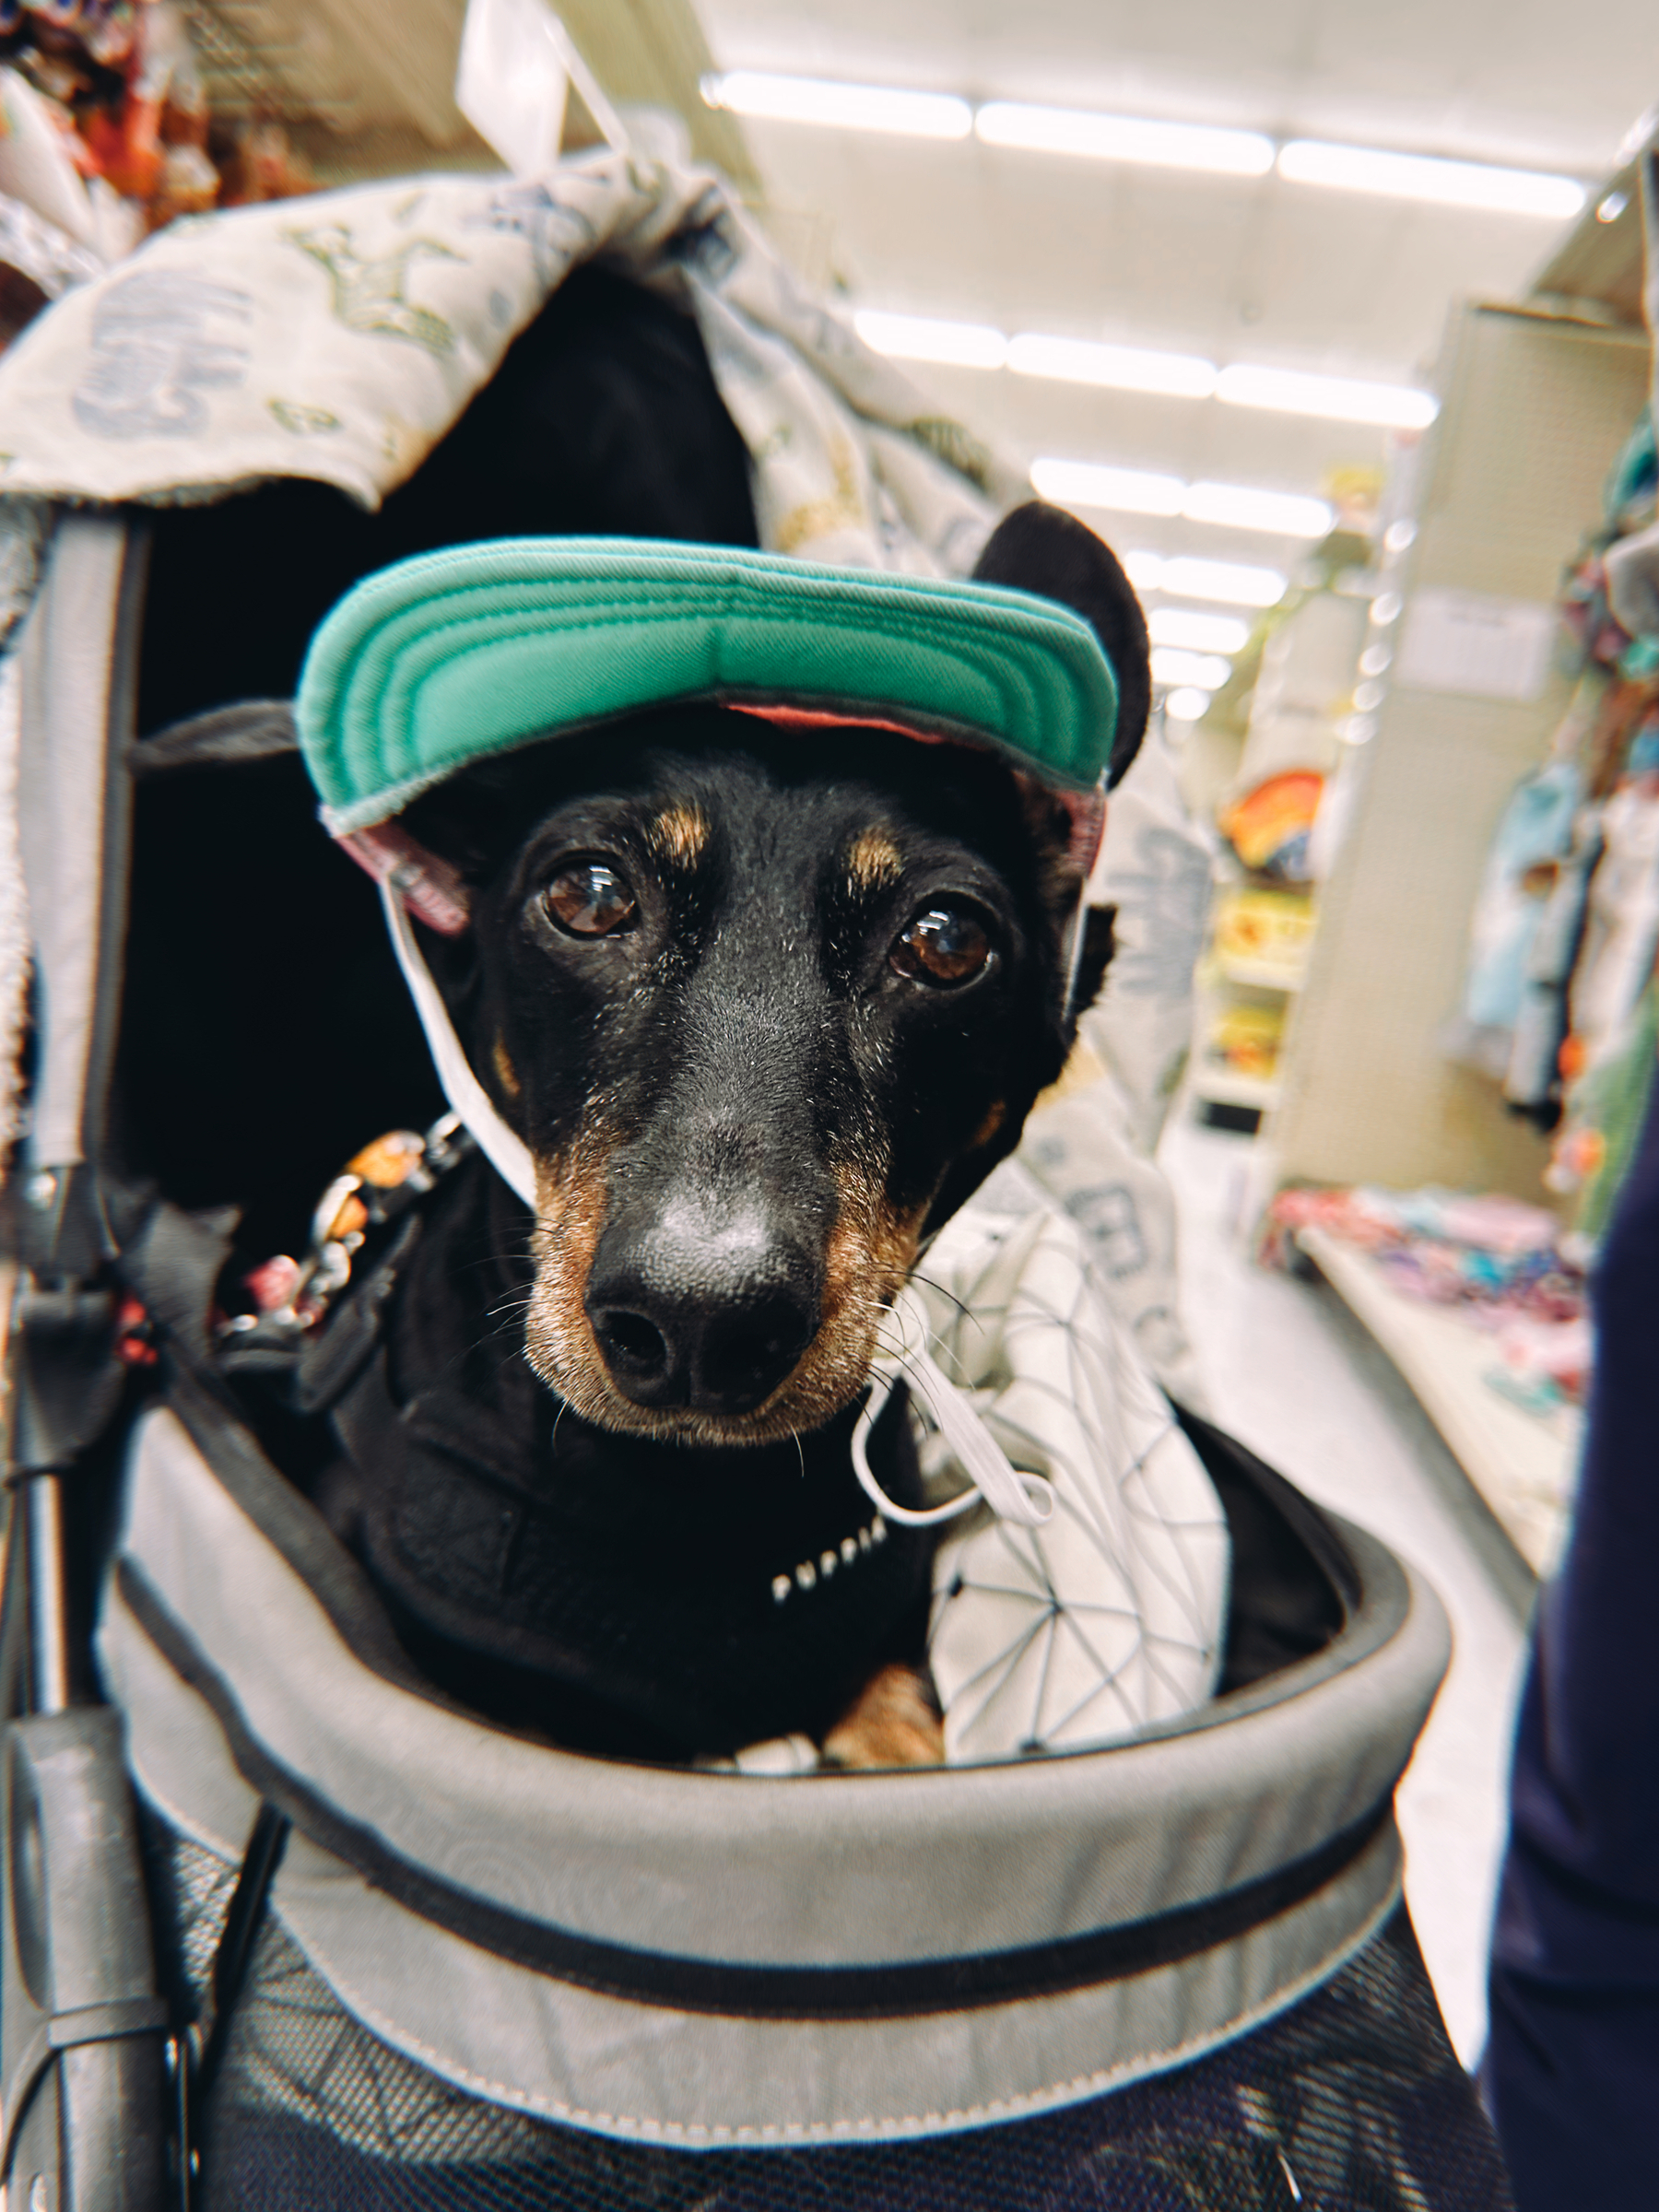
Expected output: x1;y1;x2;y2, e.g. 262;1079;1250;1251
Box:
294;537;1122;833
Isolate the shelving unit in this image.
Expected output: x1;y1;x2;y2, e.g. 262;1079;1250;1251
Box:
1267;303;1651;1198
1194;1067;1279;1112
1245;228;1653;1556
1185;582;1367;1133
1218;954;1308;994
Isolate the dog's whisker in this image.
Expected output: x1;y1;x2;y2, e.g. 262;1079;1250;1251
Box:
875;1294;973;1382
461;1325;526;1363
453;1253;536;1280
910;1272;986;1337
479;1298;535;1330
869;1332;915;1371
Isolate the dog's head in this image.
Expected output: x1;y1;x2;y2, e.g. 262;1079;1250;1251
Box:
394;502;1149;1446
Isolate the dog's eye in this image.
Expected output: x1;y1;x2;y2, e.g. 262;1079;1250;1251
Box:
889;905;992;988
540;861;638;937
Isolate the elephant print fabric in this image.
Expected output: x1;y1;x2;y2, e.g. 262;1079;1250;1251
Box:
0;151;1022;573
71;268;252;440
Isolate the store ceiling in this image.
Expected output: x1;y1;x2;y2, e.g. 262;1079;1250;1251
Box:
695;0;1659;581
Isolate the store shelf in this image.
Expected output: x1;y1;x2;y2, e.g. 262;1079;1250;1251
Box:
1194;1068;1280;1111
1530;149;1644;327
1299;1226;1579;1579
1217;956;1306;994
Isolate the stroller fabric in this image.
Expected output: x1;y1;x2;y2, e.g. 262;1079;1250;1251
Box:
0;144;1512;2212
147;1815;1506;2212
97;1383;1443;2148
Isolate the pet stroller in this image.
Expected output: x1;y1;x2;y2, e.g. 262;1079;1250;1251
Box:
0;157;1511;2211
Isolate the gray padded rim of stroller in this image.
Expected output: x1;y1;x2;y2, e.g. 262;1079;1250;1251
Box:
94;1384;1448;2147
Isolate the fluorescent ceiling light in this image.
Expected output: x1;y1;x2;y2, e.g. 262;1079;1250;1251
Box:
1151;647;1231;689
1122;550;1287;609
1030;458;1184;517
702;75;1585;224
1120;550;1166;593
1159;555;1286;606
1007;333;1218;397
1164;686;1214;722
976;100;1273;177
1035;459;1331;539
702;71;971;139
1182;481;1333;537
1216;362;1438;429
1277;139;1584;219
855;309;1429;435
854;311;1007;369
1147;606;1252;653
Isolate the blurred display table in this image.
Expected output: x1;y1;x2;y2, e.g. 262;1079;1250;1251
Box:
1300;1226;1579;1580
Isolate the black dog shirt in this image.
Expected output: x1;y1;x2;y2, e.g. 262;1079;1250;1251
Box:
324;1159;934;1762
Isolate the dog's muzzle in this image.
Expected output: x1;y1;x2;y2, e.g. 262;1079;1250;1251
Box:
584;1192;822;1418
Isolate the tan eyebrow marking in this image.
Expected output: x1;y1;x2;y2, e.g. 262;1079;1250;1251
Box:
492;1035;522;1098
846;827;904;893
647;804;710;866
970;1100;1006;1150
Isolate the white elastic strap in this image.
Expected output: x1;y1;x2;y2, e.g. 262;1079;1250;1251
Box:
380;883;538;1207
386;878;1053;1531
851;1330;1055;1532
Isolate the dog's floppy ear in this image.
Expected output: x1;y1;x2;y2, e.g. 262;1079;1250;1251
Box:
336;820;473;934
971;500;1151;789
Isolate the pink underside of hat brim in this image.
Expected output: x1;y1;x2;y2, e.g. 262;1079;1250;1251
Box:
728;704;1107;876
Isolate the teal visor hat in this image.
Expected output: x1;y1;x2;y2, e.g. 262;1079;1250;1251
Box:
295;536;1123;835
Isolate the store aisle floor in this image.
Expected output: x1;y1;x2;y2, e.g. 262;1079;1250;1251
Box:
1159;1116;1532;2067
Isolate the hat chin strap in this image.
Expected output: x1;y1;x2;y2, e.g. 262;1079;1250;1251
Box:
378;882;538;1207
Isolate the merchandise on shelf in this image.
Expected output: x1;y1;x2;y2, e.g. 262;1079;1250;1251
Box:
1218;767;1324;882
1205;996;1286;1082
1262;1182;1590;1418
1212;882;1314;987
1453;398;1659;1140
1456;759;1582;1043
1547;975;1659;1241
0;2;311;353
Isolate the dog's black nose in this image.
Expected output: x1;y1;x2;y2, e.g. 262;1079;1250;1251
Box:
585;1221;819;1416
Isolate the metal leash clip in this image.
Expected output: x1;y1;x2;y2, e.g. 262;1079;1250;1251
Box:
216;1109;473;1350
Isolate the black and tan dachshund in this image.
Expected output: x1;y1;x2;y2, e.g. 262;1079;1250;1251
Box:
122;274;1151;1769
304;501;1147;1769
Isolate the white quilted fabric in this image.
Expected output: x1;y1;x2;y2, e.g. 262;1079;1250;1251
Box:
729;1194;1230;1771
907;1198;1230;1761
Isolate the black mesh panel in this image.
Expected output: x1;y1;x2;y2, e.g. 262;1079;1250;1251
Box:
147;1809;1508;2212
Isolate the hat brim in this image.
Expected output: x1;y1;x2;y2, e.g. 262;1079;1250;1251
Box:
296;538;1121;832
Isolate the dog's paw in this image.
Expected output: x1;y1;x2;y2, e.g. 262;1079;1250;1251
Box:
821;1663;945;1769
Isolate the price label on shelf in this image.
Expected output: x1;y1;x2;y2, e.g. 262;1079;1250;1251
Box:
1394;587;1559;703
